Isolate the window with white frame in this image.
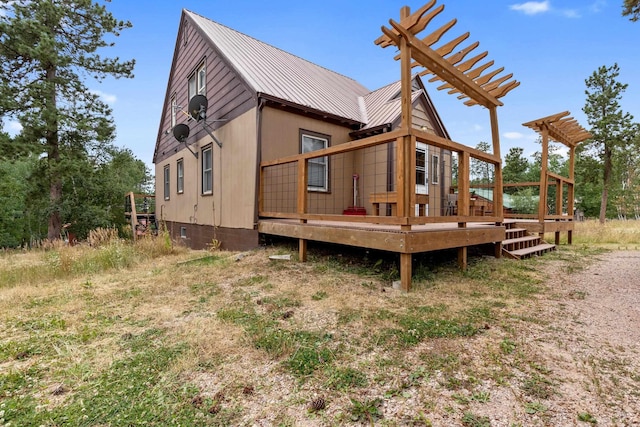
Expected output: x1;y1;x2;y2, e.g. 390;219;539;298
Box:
415;143;428;195
202;145;212;195
170;94;177;128
163;165;170;200
301;132;329;192
188;62;206;100
432;154;440;184
177;158;184;194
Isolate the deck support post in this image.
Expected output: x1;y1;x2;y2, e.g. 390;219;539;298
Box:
494;242;502;259
299;238;307;262
400;252;412;292
555;232;560;246
457;247;468;270
567;230;573;245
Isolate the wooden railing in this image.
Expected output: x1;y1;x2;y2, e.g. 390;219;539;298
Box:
504;171;574;222
259;128;503;227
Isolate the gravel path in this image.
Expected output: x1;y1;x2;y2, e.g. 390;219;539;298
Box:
531;250;640;426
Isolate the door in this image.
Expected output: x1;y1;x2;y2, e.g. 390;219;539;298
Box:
415;142;428;216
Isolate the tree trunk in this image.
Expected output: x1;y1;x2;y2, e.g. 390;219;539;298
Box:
48;179;62;240
46;64;61;240
599;144;613;225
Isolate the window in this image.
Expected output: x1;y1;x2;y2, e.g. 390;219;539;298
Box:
432;154;439;184
163;165;170;200
202;145;212;194
177;158;184;194
170;94;177;128
180;226;187;239
415;143;428;195
188;62;206;100
301;132;329;192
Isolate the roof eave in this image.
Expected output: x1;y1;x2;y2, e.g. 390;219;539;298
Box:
258;93;363;129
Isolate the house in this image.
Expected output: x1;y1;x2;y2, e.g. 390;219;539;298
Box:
154;9;453;252
154;3;538;291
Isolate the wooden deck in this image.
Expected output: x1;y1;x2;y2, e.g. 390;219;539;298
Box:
259;219;504;254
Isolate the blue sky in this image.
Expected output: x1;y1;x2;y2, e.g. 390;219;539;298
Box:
5;1;640;168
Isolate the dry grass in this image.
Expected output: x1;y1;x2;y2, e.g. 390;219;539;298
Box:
562;219;640;248
0;232;630;426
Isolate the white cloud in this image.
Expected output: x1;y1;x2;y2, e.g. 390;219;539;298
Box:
510;1;550;15
90;89;117;105
503;131;524;140
562;9;581;18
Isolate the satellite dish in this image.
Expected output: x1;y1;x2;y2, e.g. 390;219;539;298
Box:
172;123;190;142
188;94;208;121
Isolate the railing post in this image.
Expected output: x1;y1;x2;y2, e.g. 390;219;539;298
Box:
538;126;550;231
297;158;308;262
489;107;503;225
457;150;470;270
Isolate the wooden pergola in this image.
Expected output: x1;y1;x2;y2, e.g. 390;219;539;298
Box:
375;1;519;280
513;111;591;243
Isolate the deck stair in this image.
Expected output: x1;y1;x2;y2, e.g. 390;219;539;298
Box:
502;221;555;259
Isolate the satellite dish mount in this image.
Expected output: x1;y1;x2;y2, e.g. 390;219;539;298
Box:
188;95;224;148
170;95;226;156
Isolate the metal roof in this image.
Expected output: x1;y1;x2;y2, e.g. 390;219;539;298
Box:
360;80;422;130
186;10;371;124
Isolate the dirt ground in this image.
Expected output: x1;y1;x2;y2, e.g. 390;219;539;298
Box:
504;250;640;426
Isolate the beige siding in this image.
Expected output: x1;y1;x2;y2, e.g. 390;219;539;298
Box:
156;108;258;230
261;107;355;214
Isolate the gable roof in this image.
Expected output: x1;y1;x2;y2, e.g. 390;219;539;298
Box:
356;76;451;138
186;10;370;124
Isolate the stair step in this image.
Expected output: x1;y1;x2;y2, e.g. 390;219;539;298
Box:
503;235;540;246
503;235;541;251
505;228;528;238
509;243;556;258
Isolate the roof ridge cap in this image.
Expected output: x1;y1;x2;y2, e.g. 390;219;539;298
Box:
358;96;369;124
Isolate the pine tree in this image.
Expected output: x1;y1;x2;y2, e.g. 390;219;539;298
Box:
0;0;134;240
582;64;635;224
623;0;640;21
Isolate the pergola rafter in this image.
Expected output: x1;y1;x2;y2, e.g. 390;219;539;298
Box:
375;0;520;108
522;111;592;147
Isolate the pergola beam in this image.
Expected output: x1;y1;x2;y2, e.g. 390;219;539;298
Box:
377;1;519;110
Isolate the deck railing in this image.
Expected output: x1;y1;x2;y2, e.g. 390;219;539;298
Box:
259;128;503;227
504;171;574;222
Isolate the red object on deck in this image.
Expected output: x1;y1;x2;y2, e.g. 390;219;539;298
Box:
343;206;367;216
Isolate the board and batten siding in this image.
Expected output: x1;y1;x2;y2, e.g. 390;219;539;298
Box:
154;12;256;165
